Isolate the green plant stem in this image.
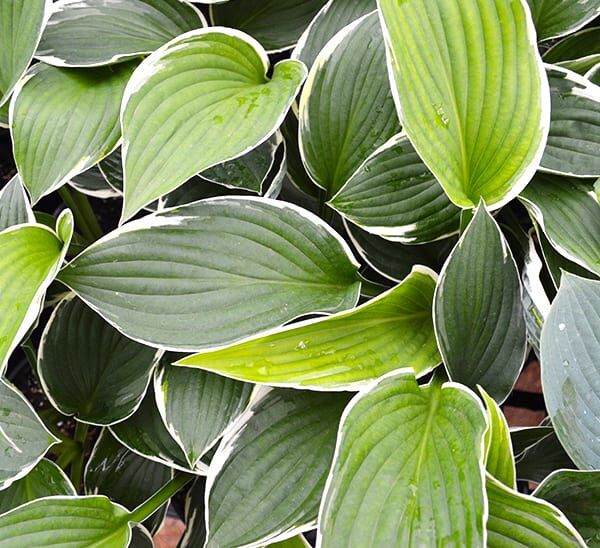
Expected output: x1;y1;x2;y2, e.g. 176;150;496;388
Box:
459;208;474;235
70;421;89;491
57;186;103;242
129;472;195;524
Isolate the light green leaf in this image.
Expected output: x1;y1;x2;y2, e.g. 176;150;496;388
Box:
378;0;550;209
0;381;58;491
206;389;349;547
0;209;73;373
121;29;306;220
0;101;7;127
318;371;487;547
58;197;360;352
0;459;75;515
434;203;527;402
535;470;600;546
486;474;585;547
544;27;600;74
527;0;600;41
36;0;206;67
0;175;34;231
541;65;600;177
10;61;135;203
268;536;310;548
0;0;50;106
177;267;440;390
520;173;600;277
479;387;516;489
155;364;253;467
330;134;460;243
540;273;600;469
210;0;327;52
38;296;160;426
298;12;400;196
0;496;131;547
69;166;119;199
292;0;376;69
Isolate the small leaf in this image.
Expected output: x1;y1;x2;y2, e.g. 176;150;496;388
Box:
543;27;600;74
36;0;206;67
299;12;400;196
206;389;349;547
378;0;550;209
10;61;135;203
38;296;160;426
177;267;440;390
121;29;306;219
527;0;600;41
511;426;554;458
434;203;527;402
330;134;460;243
0;175;34;231
318;371;487;547
515;430;576;483
58;197;360;352
540;273;600;469
69;167;119;199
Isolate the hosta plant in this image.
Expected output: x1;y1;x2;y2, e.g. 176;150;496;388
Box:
1;0;600;546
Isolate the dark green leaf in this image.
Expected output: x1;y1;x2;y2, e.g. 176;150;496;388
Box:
527;0;600;41
0;175;34;231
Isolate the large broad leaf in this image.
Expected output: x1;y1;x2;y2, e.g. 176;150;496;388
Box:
0;210;73;373
177;267;440;390
120;29;306;220
0;496;131;547
36;0;205;67
434;204;527;402
155;365;253;467
10;62;135;203
378;0;550;210
58;197;360;352
206;389;349;547
543;27;600;74
520;173;600;277
210;0;327;52
298;12;400;197
541;65;600;177
486;474;585;546
292;0;376;69
0;0;50;106
0;381;58;490
38;296;160;426
318;371;487;547
0;459;75;515
330;135;460;243
0;175;34;231
534;470;600;546
527;0;600;41
540;273;600;469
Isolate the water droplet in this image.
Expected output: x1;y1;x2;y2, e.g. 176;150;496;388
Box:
562;360;570;367
559;323;566;331
296;341;307;350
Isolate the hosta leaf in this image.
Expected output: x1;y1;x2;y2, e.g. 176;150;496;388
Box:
120;29;306;220
269;537;310;548
178;267;440;390
155;365;253;467
434;204;527;402
298;12;400;196
511;425;554;458
0;175;34;231
210;0;327;52
330;135;460;243
587;62;600;85
0;459;75;515
38;296;160;426
378;0;550;209
520;173;600;277
486;474;585;546
69;166;118;199
480;387;516;488
0;496;131;547
535;470;600;546
541;65;600;177
10;61;135;203
0;210;73;373
0;0;50;106
0;381;58;490
541;273;600;469
527;0;600;41
515;430;576;483
206;389;349;547
544;27;600;74
178;478;207;548
292;0;376;69
36;0;205;67
318;371;487;547
98;147;124;193
0;101;7;127
58;197;360;351
131;525;154;548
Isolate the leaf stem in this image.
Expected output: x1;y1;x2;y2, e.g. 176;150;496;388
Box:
129;472;195;524
70;421;89;491
57;186;103;242
459;208;474;235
